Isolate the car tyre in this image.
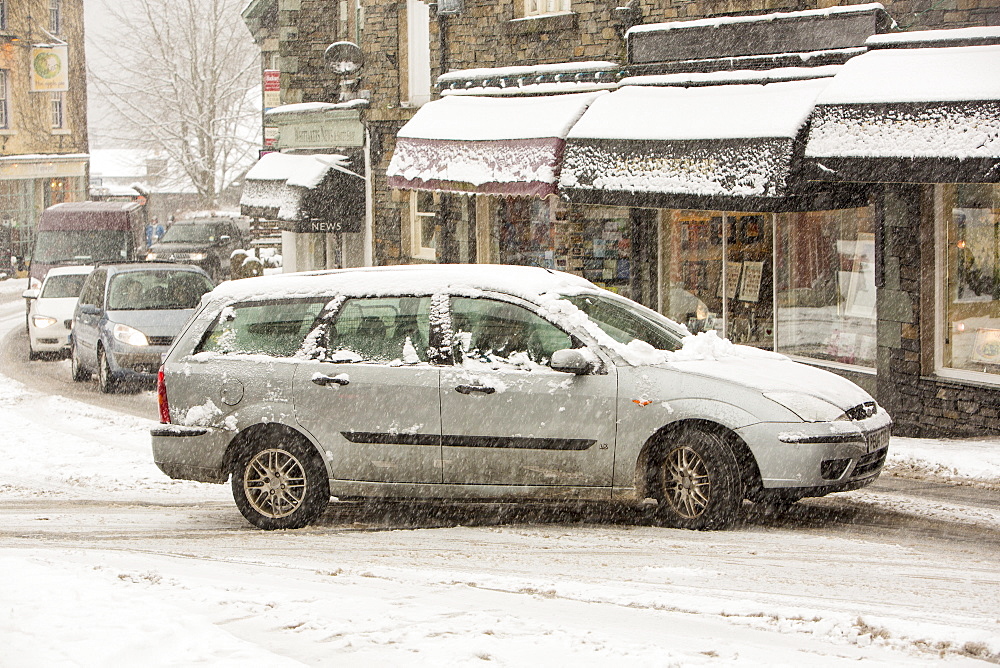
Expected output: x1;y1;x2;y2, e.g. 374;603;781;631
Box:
232;434;330;530
650;426;743;530
71;342;91;382
97;346;117;394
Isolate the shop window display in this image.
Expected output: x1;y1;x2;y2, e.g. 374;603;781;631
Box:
942;184;1000;376
665;211;774;349
774;207;876;367
498;197;636;300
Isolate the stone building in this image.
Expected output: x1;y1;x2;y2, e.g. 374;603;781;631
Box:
0;0;88;270
242;1;1000;437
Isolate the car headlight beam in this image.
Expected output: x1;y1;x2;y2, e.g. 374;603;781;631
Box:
113;323;150;347
764;391;847;423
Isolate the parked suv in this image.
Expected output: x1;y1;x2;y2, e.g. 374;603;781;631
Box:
151;265;891;530
146;216;249;280
71;262;214;392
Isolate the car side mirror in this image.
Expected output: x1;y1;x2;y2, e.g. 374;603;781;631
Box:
22;289;39;300
219;235;231;242
79;304;102;316
550;348;595;375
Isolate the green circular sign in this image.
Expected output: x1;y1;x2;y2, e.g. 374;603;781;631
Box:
33;52;62;80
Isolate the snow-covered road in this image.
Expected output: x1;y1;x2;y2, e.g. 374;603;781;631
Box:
1;277;999;666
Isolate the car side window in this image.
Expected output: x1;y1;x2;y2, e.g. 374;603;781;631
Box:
197;298;328;357
326;296;431;364
450;296;573;368
79;269;106;308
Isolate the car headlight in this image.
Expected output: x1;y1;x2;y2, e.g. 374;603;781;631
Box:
31;315;57;329
764;392;847;422
187;252;207;261
146;252;158;260
113;323;149;346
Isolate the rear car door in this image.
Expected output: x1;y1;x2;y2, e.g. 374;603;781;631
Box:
292;296;443;484
439;295;617;490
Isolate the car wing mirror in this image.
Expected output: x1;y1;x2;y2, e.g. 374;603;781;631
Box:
550;348;595;375
79;304;102;316
22;289;39;300
219;234;231;242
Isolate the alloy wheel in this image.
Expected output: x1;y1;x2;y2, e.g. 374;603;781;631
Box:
661;445;712;519
242;448;308;519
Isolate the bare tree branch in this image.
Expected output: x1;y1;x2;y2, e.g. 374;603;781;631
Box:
89;0;260;208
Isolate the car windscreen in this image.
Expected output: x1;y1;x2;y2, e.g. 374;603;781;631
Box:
158;223;225;244
41;273;89;298
33;230;129;265
561;293;684;352
107;271;213;311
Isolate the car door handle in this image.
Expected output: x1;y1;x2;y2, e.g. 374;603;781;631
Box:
455;384;495;395
312;374;350;386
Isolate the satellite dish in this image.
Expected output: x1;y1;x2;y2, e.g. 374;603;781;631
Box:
324;42;364;75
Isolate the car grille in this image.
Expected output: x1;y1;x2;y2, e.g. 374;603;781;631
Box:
147;336;174;347
852;446;887;477
846;401;878;420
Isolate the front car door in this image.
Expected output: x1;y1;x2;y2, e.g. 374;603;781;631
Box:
73;268;107;367
439;295;617;491
292;295;443;484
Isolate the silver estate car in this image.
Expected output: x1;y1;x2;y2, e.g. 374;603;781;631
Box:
151;265;891;530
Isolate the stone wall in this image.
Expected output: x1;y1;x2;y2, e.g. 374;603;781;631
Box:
436;0;999;74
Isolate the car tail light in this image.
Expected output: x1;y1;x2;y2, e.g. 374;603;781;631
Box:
157;365;171;424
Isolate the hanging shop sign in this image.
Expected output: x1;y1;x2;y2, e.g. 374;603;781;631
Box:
30;45;69;92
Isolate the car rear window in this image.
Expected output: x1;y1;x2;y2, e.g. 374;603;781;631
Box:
108;270;213;310
41;273;89;298
198;299;329;357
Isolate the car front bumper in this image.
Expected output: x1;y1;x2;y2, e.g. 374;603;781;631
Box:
736;410;892;491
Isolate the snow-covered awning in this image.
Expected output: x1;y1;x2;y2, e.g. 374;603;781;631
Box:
240;152;365;233
805;29;1000;183
559;78;835;210
386;92;605;197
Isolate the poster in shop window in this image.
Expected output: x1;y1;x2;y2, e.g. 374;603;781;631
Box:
718;261;742;299
971;328;1000;365
739;261;764;302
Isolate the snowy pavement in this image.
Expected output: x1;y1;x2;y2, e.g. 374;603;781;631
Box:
2;276;1000;665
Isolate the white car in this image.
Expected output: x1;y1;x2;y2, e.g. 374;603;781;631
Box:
151;265;891;530
23;265;93;360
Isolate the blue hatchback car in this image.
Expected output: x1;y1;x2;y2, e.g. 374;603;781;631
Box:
70;262;214;392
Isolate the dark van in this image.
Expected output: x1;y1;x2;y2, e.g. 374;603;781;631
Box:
29;201;147;289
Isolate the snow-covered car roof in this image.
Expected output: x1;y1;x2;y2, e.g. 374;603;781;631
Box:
43;265;94;279
209;264;599;303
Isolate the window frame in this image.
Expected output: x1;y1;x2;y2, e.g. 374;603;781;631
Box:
50;91;65;130
0;1;8;31
49;0;61;34
934;183;1000;386
409;190;437;261
0;70;9;129
523;0;572;17
404;0;431;107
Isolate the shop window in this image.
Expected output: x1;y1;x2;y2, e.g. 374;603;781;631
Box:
404;0;431;107
50;92;65;129
524;0;571;16
0;70;9;129
410;190;437;261
664;211;774;349
497;198;642;301
774;208;876;367
939;184;1000;378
